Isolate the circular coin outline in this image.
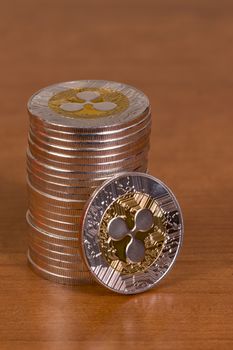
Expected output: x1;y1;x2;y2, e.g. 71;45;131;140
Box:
80;172;184;295
28;80;149;129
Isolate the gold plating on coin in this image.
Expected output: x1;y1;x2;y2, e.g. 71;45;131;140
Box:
48;88;129;119
98;192;167;274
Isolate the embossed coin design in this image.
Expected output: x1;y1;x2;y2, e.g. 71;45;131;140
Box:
48;88;129;119
28;80;149;128
81;172;184;294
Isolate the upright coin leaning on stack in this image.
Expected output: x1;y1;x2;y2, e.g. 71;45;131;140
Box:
26;80;151;285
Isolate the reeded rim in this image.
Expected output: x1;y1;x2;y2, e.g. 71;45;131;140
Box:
29;109;151;136
27;251;94;284
28;119;151;146
29;129;150;156
27;214;79;244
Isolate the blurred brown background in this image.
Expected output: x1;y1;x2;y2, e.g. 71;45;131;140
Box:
0;0;232;349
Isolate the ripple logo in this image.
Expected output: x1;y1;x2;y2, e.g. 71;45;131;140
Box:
48;87;129;119
60;91;117;112
108;208;154;263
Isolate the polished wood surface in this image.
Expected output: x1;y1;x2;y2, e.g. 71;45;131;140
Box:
0;1;232;349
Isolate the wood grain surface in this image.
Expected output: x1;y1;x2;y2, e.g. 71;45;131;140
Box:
0;0;232;349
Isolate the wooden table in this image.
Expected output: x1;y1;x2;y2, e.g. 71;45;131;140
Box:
0;1;232;349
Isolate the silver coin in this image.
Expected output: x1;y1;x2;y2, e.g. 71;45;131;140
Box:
28;233;80;255
28;193;86;211
28;127;151;151
28;209;81;232
29;204;81;224
27;180;87;206
27;166;106;187
27;169;104;195
28;177;90;198
28;147;150;172
27;156;148;184
29;127;151;154
28;133;150;163
29;129;150;159
28;251;94;285
27;80;152;286
27;216;80;247
28;198;84;217
29;246;83;269
26;159;148;185
27;157;149;183
29;119;151;145
28;138;149;166
28;247;88;275
29;107;150;134
29;240;81;260
28;211;80;238
27;231;79;251
28;80;150;130
27;152;148;179
28;238;81;260
29;126;151;149
27;211;79;239
81;172;184;295
28;208;81;230
27;149;148;172
29;112;151;141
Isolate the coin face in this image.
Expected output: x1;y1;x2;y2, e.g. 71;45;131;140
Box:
81;172;184;294
28;80;149;128
48;88;129;119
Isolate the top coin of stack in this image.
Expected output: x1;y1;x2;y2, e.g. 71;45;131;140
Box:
26;80;151;285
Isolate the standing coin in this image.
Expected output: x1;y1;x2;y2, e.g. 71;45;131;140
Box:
80;172;184;295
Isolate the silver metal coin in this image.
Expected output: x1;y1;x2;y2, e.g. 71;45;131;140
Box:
29;204;81;224
29;107;150;134
29;130;150;159
28;145;149;170
28;197;84;216
28;234;81;256
27;170;104;196
27;221;80;249
27;181;87;207
28;127;151;149
28;205;81;230
28;246;83;269
27;166;106;187
28;209;81;231
28;80;150;129
27;251;94;285
27;151;148;180
28;247;89;275
28;133;150;163
81;172;184;295
29;128;151;155
27;80;151;285
28;238;81;261
28;177;89;199
28;121;151;146
27;170;98;195
28;211;80;238
29;112;151;141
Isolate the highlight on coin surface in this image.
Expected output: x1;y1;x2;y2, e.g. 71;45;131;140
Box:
81;172;184;294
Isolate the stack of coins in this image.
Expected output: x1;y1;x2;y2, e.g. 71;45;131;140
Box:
26;80;151;285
